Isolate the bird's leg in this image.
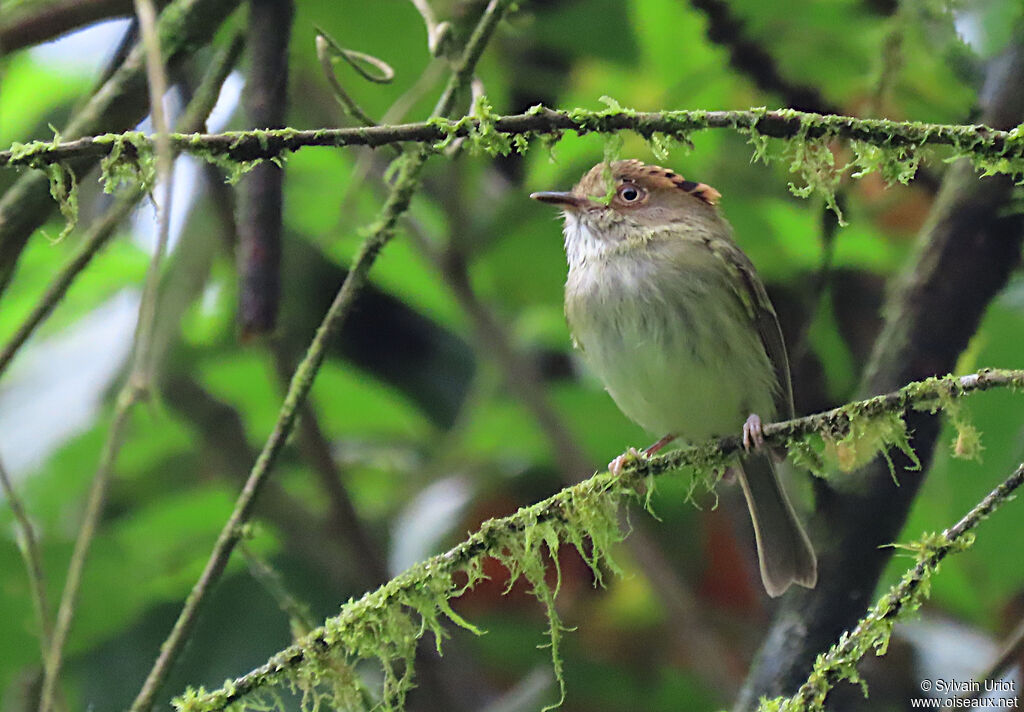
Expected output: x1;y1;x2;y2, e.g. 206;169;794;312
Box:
742;413;765;451
644;433;677;456
608;433;677;476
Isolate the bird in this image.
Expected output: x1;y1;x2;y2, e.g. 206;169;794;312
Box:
531;159;817;597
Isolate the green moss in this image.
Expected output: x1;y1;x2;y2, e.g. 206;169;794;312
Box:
785;129;844;224
909;378;984;461
174;465;643;712
95;132;156;194
45;162;79;241
172;370;1024;712
467;95;514;157
740;107;772;163
850;140;920;185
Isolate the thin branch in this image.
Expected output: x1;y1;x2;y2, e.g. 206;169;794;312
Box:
268;345;390;589
0;192;141;380
128;0;175;385
0;455;53;661
0;30;243;383
37;1;177;708
128;3;515;709
688;0;840;114
0;0;144;55
39;397;134;712
239;544;316;634
962;614;1024;701
775;462;1024;711
408;0;453;57
175;369;1024;712
5;107;1024;168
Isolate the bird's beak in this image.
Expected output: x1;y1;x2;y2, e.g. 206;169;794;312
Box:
530;191;591;211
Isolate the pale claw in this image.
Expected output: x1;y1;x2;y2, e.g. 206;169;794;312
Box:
742;413;765;452
609;447;643;476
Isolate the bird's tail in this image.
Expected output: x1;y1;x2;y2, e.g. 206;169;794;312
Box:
735;453;817;597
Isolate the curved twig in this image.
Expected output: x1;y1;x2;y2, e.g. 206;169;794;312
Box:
314;27;394;127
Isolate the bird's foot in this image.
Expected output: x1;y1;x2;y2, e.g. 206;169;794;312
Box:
609;434;677;476
609;447;644;476
742;413;765;452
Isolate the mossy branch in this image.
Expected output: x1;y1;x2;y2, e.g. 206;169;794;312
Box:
174;368;1024;712
4;107;1024;173
761;461;1024;712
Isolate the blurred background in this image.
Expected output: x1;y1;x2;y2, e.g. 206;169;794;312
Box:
1;1;1024;710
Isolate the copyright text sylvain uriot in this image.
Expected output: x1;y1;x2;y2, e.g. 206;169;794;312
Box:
919;679;1016;695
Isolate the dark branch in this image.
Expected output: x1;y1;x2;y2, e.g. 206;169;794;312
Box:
689;0;840;114
237;0;292;336
735;33;1024;711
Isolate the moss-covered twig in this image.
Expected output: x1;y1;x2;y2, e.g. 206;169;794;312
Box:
762;461;1024;711
4;107;1024;171
173;368;1024;712
128;2;515;711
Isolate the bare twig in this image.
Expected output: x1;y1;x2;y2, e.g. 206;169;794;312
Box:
408;0;453;57
237;0;293;337
128;3;515;710
268;346;390;588
239;543;316;634
962;615;1024;701
0;0;146;55
39;398;134;712
688;0;840;113
0;456;53;661
37;1;177;708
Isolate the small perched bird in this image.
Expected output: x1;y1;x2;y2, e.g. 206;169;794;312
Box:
531;159;817;597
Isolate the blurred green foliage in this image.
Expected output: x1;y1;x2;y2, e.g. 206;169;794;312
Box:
1;1;1024;711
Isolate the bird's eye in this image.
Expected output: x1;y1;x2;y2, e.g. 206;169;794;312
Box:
617;183;645;203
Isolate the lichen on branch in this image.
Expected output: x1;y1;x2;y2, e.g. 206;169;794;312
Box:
173;369;1024;712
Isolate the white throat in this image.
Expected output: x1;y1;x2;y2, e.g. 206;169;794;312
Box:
562;212;614;270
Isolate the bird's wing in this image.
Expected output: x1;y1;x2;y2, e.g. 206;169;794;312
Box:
705;238;795;420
